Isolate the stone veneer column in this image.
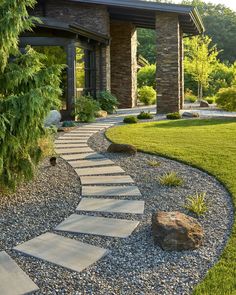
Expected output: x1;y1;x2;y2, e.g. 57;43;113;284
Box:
156;12;183;113
96;45;111;93
179;29;184;109
110;21;137;108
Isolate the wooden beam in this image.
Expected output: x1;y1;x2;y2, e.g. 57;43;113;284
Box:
66;42;76;113
20;37;72;46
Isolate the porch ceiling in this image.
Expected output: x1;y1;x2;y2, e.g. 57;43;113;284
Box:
71;0;205;35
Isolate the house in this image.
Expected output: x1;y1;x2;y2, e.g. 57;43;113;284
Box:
20;0;204;119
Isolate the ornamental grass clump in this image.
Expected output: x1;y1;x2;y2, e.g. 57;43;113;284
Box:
147;160;161;167
184;192;208;217
123;116;138;124
159;171;184;187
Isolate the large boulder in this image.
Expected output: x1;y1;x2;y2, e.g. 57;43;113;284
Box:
152;211;204;251
200;100;209;108
44;110;61;127
107;143;137;155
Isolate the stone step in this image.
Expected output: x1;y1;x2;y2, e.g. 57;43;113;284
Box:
60;134;91;138
58;137;90;140
77;126;106;130
55;140;88;144
68;158;114;168
61;153;105;161
82;185;142;197
56;147;93;154
80;175;134;185
75;166;125;176
55;214;139;238
14;233;108;273
0;251;39;295
55;144;89;149
77;198;145;214
69;130;99;134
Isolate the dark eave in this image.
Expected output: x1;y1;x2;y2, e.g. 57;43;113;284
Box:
35;17;110;44
70;0;205;35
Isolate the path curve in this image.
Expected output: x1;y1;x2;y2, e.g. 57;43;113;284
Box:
2;120;145;295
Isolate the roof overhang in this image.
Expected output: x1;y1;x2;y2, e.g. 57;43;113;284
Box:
70;0;205;35
34;17;110;44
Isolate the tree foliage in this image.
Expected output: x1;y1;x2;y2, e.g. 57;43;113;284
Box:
138;1;236;64
0;0;38;71
137;64;156;88
0;0;64;190
182;0;236;63
137;28;156;64
216;86;236;111
184;35;219;99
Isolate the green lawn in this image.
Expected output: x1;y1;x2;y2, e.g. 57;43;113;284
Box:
106;118;236;295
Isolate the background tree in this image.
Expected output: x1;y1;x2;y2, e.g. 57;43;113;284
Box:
185;35;219;99
137;29;156;64
182;0;236;63
138;1;236;64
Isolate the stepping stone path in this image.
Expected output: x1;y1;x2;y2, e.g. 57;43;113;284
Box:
75;166;125;176
14;233;108;273
80;175;134;185
2;121;145;294
77;198;145;214
82;185;142;196
68;158;114;168
55;214;140;238
0;251;39;295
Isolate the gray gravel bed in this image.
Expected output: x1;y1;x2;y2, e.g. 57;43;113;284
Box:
0;127;233;295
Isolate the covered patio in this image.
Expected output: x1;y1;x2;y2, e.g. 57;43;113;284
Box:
23;0;204;118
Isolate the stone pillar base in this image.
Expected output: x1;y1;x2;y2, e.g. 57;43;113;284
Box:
156;12;183;114
110;21;137;108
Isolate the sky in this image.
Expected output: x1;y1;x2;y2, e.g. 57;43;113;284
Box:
174;0;236;11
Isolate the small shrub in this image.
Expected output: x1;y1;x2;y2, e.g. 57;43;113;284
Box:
159;171;184;187
147;160;161;167
74;95;100;123
166;112;182;120
138;86;156;105
184;192;208;216
137;64;156;88
216;86;236;111
97;91;118;114
185;90;197;103
123;116;138;124
137;111;154;120
205;96;215;104
62;121;76;127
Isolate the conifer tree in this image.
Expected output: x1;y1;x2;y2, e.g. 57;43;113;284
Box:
0;0;64;190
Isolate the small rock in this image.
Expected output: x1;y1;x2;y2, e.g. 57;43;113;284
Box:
50;157;57;166
107;143;137;155
182;112;200;118
96;110;107;118
44;110;61;127
200;100;209;108
152;211;204;251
